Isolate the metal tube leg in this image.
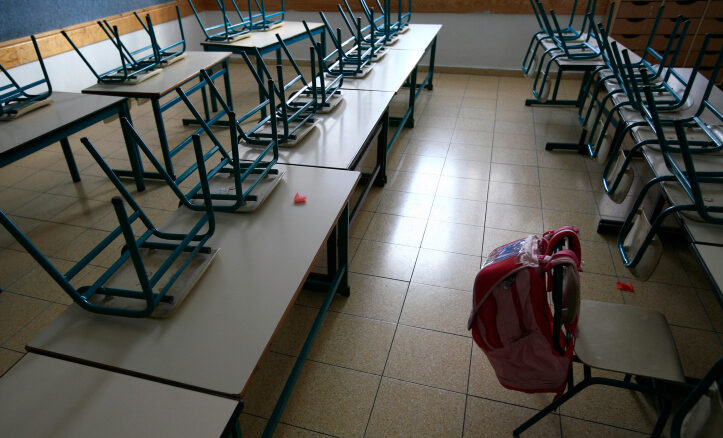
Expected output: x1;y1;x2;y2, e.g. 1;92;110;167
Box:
406;66;417;128
222;60;234;116
118;100;145;191
375;109;389;186
59;138;81;182
337;203;350;296
257;54;267;119
150;98;175;179
425;37;436;90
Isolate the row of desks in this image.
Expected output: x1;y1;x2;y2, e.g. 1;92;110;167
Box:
0;23;441;437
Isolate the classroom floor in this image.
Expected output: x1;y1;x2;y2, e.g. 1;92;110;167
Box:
1;65;722;437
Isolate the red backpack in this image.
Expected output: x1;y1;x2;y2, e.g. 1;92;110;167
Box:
467;227;582;396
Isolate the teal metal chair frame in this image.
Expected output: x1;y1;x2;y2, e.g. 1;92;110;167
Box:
245;0;285;31
132;6;187;65
616;79;723;274
0;134;216;317
188;0;251;42
310;12;373;77
160;70;280;211
0;35;52;120
670;357;723;438
239;44;319;144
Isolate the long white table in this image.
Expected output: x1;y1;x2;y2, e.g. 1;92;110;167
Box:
0;354;242;438
386;23;441;52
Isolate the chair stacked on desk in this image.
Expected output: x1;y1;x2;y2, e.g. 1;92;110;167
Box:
189;0;285;43
62;6;187;84
0;36;52;121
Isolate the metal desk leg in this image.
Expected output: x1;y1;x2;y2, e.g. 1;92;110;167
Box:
151;98;175;179
59;138;81;182
406;66;417;128
222;59;234;115
376;109;389;186
118;100;146;191
262;204;351;438
425;37;437;91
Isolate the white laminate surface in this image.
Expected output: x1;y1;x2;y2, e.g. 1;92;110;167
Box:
341;49;424;92
0;354;238;438
27;164;360;398
82;52;232;98
387;24;441;51
201;22;323;52
0;92;125;153
239;89;394;169
695;244;723;290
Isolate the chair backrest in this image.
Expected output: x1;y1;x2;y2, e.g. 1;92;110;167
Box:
671;357;723;438
0;35;52;119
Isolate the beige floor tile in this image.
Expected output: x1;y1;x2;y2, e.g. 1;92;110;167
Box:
670;326;723;379
270;305;317;357
238;413;331;438
487;181;541;208
282;361;379;438
409;125;455;142
442;158;491;180
579;273;625;303
492;148;538;166
578;240;616;276
241;352;294;417
542;210;606;242
451;129;494;146
360;186;383;212
0;249;38;287
385;170;440;195
376;190;434;218
559;366;659;433
10;192;79;220
539;167;593;191
8;221;85;258
560;416;647;438
495;120;535;136
455;117;495;132
489;163;539;185
363;213;427;247
0;188;43;215
459;107;497;120
320;273;408;322
385;325;471;392
0;292;49;345
7;257;74;304
537;150;587;171
309;312;395;374
429;196;487;227
366;378;466;438
622;281;711;330
446;143;492;161
493;132;536;150
464;395;562;438
414;116;457;131
402;139;450;158
697;288;723;332
422;220;484;256
395;154;445;175
350;210;373;239
350;239;419;281
461;96;496;110
0;216;43;249
0;347;23;377
436;176;488;201
0;165;36;187
412;248;481;291
485;203;543;234
399;283;472;337
2;303;67;352
541;187;599;214
482;228;531;258
468;347;556;409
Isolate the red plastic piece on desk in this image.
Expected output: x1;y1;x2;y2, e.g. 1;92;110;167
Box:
616;281;634;292
294;192;307;204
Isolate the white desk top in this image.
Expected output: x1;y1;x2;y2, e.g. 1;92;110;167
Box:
27;164;359;398
239;89;394;169
387;24;441;51
694;244;723;293
341;48;425;92
201;21;323;53
82;51;231;98
0;354;239;438
0;92;125;153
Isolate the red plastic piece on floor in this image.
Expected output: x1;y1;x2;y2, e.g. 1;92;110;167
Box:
294;192;307;204
616;281;634;292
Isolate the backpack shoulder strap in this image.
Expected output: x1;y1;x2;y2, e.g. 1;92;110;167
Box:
542;227;582;263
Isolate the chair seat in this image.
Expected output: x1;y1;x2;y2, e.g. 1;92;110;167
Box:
575;300;686;383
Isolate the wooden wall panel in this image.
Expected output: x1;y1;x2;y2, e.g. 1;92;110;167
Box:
0;0;193;70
